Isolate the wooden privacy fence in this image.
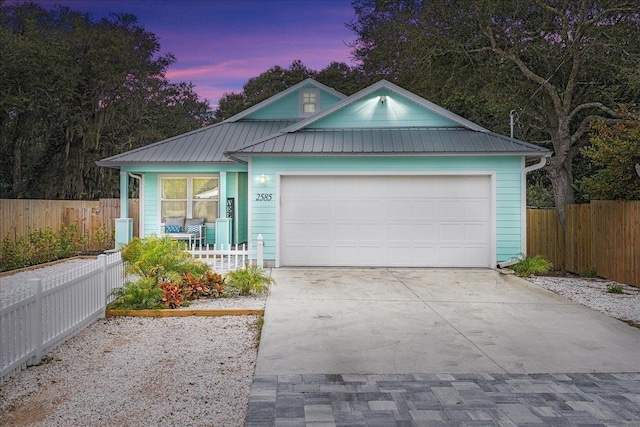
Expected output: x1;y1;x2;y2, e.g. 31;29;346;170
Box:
527;200;640;287
0;199;139;251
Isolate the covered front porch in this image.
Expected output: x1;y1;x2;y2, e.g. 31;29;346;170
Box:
114;167;248;249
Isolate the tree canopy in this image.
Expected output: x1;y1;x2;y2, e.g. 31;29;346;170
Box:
0;2;210;199
579;117;640;200
349;0;640;222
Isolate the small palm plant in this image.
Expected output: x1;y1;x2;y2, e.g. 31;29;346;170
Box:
225;263;274;296
111;235;209;309
509;254;553;277
121;235;208;280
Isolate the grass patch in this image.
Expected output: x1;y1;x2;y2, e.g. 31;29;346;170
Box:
606;284;624;294
580;269;598;278
255;316;265;348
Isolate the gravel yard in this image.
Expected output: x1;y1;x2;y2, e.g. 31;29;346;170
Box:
527;274;640;325
1;261;638;426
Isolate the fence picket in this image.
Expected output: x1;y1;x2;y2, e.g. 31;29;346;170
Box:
1;253;125;385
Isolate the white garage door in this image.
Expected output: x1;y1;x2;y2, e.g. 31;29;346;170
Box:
279;175;492;267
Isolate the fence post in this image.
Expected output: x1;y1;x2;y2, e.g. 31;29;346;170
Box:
98;254;107;318
29;278;43;366
257;234;264;268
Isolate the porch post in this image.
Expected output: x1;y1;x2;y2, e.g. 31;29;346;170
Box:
119;171;129;218
114;170;133;248
218;171;227;218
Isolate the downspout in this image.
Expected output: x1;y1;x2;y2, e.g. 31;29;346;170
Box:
128;173;143;238
497;156;548;269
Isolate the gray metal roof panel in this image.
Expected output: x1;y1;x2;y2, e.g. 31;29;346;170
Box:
229;128;551;156
97;120;298;167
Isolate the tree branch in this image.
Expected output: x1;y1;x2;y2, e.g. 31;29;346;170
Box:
567;102;622;122
571;114;621;145
476;19;564;115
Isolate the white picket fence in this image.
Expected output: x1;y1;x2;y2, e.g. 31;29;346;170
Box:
1;236;265;385
188;234;264;272
1;252;124;385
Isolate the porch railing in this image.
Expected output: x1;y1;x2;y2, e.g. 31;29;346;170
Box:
188;234;264;273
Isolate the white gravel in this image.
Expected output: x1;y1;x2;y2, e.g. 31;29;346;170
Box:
527;275;640;324
1;259;266;427
0;258;97;301
1;260;639;426
0;315;260;427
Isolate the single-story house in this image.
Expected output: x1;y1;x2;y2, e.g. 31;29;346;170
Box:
97;79;550;268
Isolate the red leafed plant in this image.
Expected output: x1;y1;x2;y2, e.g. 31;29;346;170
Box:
204;270;226;298
182;272;210;300
159;281;184;308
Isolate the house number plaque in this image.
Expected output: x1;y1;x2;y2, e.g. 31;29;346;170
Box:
255;193;273;201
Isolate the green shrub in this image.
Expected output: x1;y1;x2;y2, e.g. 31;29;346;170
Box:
509;254;553;277
580;269;598;278
109;277;164;310
225;263;274;296
1;224;88;271
606;284;624;294
1;235;33;271
121;235;208;282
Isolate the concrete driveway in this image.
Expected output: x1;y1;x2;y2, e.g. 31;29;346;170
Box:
256;269;640;375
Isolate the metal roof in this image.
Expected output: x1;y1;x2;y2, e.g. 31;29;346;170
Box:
228;128;551;157
97;120;298;167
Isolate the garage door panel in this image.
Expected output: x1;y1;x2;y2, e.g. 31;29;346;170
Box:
335;223;359;241
281;201;308;219
281;245;309;264
465;247;490;266
464;200;491;219
440;224;465;241
308;223;332;241
306;201;332;218
464;176;490;196
439;200;465;219
359;223;387;240
412;200;438;218
335;200;359;218
411;223;438;239
388;223;413;241
412;182;440;197
280;175;492;267
281;222;308;241
389;200;413;217
465;223;490;241
359;200;386;218
439;176;465;196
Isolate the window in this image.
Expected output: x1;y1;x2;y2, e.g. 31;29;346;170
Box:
161;176;218;223
301;89;319;116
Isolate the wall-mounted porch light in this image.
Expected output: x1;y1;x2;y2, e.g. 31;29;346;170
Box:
259;174;267;187
379;95;387;104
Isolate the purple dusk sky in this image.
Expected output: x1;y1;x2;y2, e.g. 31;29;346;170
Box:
8;0;359;107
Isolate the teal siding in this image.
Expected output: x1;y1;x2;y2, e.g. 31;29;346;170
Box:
250;156;523;264
246;84;343;119
309;89;459;129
